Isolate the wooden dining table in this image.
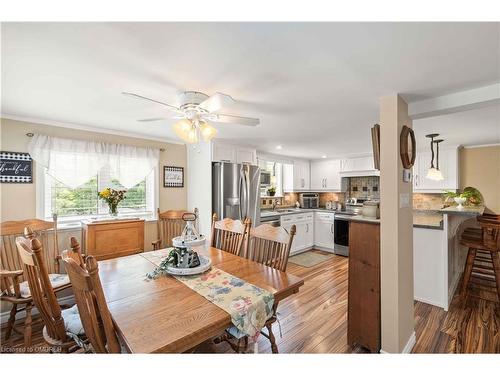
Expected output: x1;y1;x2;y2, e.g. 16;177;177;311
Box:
97;246;304;353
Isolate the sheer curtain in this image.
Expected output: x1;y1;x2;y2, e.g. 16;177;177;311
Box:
28;134;160;189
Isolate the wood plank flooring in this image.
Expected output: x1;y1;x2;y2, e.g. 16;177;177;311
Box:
1;250;498;353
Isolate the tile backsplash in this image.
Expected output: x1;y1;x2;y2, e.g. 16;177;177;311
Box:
347;176;380;199
413;193;444;210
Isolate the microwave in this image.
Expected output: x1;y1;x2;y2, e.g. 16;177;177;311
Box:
260;170;271;186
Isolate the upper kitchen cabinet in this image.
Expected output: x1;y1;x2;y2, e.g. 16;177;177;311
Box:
413;147;459;192
340;156;379;177
283;159;310;191
311;159;342;191
212;142;257;165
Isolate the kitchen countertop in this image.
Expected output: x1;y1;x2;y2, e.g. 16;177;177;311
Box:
440;205;485;216
260;207;381;223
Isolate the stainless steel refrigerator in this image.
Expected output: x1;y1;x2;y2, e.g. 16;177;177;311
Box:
212;162;261;226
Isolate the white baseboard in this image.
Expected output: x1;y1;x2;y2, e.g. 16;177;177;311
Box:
313;245;336;253
379;331;416;354
403;331;416;353
0;295;75;324
414;296;446;310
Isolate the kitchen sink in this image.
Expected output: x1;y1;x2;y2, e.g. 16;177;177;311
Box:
276;209;300;213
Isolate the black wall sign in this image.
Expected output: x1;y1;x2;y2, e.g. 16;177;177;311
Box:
0;151;33;183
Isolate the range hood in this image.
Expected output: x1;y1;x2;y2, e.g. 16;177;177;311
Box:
339;169;380;178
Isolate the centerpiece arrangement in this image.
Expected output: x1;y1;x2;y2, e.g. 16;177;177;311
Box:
98;187;126;216
443;187;483;210
147;212;210;279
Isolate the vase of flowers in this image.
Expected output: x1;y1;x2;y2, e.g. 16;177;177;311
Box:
98;188;126;217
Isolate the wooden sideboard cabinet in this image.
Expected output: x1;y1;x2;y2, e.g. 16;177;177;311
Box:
81;218;145;260
347;220;381;352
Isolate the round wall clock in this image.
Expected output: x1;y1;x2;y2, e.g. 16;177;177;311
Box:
400;125;416;169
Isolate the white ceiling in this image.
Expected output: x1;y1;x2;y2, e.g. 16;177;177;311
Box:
2;22;499;158
413;104;500;150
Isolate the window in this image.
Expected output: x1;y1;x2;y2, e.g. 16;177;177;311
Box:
41;165;157;222
263;161;283;196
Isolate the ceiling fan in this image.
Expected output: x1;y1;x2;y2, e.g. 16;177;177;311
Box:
122;91;260;144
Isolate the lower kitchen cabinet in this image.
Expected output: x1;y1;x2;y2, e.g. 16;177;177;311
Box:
313;212;335;251
281;212;314;255
347;220;380;352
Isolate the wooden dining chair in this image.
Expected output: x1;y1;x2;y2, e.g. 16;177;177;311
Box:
1;215;76;347
244;223;296;353
210;214;251;257
15;227;83;352
62;241;121;353
152;208;199;250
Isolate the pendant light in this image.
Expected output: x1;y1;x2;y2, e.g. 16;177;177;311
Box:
425;133;444;181
433;139;444;181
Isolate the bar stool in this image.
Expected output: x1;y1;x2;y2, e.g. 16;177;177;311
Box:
459;214;500;303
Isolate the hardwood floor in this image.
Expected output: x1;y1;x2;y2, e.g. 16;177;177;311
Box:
1;250;498;353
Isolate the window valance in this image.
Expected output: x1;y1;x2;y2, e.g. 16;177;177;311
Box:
28;134;160;189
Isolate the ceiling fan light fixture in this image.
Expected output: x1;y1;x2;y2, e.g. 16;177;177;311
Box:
199;121;217;142
173;119;198;144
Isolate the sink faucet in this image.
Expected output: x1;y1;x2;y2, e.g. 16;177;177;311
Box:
272;199;281;211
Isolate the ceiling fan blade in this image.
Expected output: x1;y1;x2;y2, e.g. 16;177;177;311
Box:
122;92;182;113
137;117;169;122
199;92;235;113
210;113;260;126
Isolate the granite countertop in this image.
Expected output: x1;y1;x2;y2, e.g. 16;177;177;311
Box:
440;205;485;216
260;207;381;223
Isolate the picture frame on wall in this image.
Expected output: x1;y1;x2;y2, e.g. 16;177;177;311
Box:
164;166;184;188
0;151;33;183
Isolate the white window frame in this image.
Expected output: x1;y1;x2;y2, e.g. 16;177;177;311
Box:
36;163;159;225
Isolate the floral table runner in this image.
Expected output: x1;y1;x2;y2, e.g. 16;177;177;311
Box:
144;249;275;341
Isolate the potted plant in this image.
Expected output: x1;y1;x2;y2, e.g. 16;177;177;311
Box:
267;186;276;197
442;189;480;210
98;187;127;216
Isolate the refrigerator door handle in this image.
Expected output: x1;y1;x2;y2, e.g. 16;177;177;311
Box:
238;168;244;220
243;166;250;220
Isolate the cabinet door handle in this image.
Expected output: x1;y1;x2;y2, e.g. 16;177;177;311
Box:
325;178;327;188
331;223;334;234
306;223;309;233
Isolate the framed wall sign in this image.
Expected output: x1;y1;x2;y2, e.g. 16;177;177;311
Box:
164;166;184;188
0;151;33;183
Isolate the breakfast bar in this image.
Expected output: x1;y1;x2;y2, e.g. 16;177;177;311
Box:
413;206;484;310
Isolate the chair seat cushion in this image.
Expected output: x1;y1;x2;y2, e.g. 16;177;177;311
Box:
10;273;70;298
62;304;85;336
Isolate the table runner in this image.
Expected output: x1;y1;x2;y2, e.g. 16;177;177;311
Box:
145;249;275;341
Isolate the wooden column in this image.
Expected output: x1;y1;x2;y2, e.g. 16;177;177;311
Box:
379;95;415;353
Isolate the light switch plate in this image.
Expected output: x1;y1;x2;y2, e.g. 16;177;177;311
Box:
399;193;410;208
402;169;412;183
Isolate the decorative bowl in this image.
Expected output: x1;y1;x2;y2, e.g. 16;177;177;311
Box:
454;197;466;209
166;254;211;276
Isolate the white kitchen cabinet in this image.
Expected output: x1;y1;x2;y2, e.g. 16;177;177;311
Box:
283;160;310;191
281;212;314;254
235;148;257;165
311;159;342;191
314;212;335;251
413;147;459;192
212;142;257;165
